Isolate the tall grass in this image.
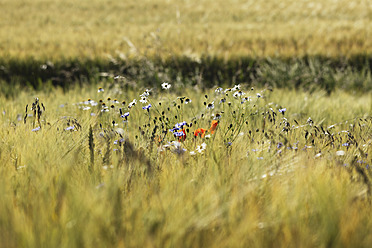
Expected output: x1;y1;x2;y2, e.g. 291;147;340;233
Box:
0;82;371;247
0;0;371;59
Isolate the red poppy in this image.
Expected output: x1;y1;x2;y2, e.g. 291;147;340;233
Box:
194;128;207;138
179;128;187;142
209;120;218;134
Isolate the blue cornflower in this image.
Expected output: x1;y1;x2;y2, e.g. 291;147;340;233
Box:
279;108;286;113
142;104;152;110
173;131;185;137
169;127;180;132
120;112;130;118
65;126;75;131
175;121;187;129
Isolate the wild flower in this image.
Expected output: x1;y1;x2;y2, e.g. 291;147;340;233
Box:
175;121;187;129
97;87;104;93
307;117;313;125
277;142;284;149
161;82;171;90
139;96;148;103
185;98;192;104
166;141;186;154
128;99;137;108
173;129;186;141
342;143;349;147
336;151;345;156
233;84;241;91
32;127;41;132
196;142;207;153
173;130;185;137
169;127;180;132
214;113;221;119
215;87;223;93
207;101;215;109
140;89;151;97
120;112;130;118
233;90;245;98
194;128;207;138
142;104;152;110
219;98;226;104
256;93;262;98
65;125;75;131
279;108;286;113
209;120;218;134
82;106;91;111
241;97;251;104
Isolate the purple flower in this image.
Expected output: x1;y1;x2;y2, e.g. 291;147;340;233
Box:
65;125;75;131
32;127;41;132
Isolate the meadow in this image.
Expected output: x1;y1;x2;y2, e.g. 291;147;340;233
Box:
0;82;371;247
1;0;372;247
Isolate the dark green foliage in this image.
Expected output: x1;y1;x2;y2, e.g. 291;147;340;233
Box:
0;55;371;95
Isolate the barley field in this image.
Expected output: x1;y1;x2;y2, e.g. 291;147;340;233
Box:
0;82;371;247
0;0;371;59
1;0;372;248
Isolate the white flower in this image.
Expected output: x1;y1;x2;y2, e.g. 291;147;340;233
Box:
336;151;345;156
140;89;151;98
207;101;215;109
161;82;171;90
241;97;251;104
128;99;137;108
233;84;241;91
215;87;223;93
97;87;104;93
196;142;207;153
233;90;245;98
139;97;148;103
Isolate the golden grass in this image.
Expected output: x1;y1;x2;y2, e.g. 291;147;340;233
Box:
0;83;371;247
0;0;371;60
